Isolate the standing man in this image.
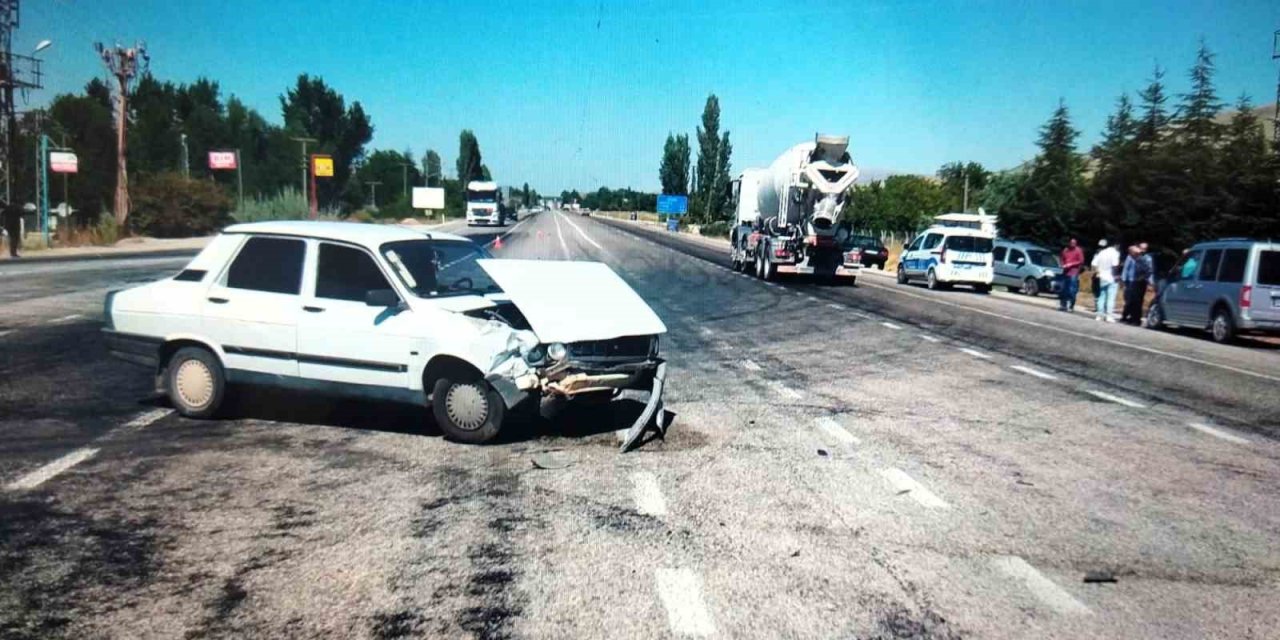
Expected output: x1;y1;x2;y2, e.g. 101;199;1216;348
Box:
1091;239;1120;322
2;198;20;258
1120;243;1155;325
1058;237;1085;312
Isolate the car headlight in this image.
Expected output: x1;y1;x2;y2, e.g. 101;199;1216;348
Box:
547;342;567;361
524;345;546;365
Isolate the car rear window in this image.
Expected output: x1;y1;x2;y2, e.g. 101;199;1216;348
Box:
226;236;305;295
1258;250;1280;286
945;236;993;253
1215;248;1247;283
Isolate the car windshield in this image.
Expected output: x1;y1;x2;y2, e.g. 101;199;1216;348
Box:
381;239;501;298
1027;249;1059;268
467;190;497;203
944;236;993;253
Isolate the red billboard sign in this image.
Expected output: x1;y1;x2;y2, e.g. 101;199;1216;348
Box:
49;151;78;174
208;150;238;170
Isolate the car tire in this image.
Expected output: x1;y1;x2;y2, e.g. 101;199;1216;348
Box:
1210;308;1236;344
974;284;991;294
1022;277;1040;297
877;262;885;271
926;269;940;290
166;346;225;418
1146;304;1164;331
432;377;506;444
896;265;908;284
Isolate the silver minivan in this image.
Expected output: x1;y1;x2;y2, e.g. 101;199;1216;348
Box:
1147;239;1280;343
992;240;1061;296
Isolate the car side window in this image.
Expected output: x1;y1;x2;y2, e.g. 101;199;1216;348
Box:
923;234;942;250
1257;250;1280;286
1197;249;1222;282
1173;251;1201;281
992;246;1007;262
1216;248;1247;283
906;236;922;252
1010;249;1027;265
225;236;306;295
315;243;394;302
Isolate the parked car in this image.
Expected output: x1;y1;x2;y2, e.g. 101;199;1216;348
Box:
992;240;1061;296
897;225;995;292
845;235;888;269
1146;239;1280;343
102;221;669;449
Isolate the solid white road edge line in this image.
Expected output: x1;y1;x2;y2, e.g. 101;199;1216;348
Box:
559;211;606;252
827;303;845;310
1187;422;1250;445
741;359;763;372
880;322;902;330
815;417;860;446
1010;365;1058;380
958;347;992;359
991;556;1091;615
919;334;941;343
7;448;100;491
632;472;668;516
1084;389;1147;409
50;314;83;323
879;467;950;509
655;568;717;637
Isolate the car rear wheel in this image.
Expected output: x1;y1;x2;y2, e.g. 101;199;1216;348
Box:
1021;277;1040;297
1210;308;1236;344
432;377;506;444
166;346;225;418
1146;304;1164;331
896;265;908;284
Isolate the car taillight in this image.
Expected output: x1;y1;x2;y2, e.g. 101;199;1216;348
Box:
1240;285;1252;309
939;247;947;264
774;248;790;259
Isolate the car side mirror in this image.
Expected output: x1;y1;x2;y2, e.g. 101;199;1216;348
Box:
365;289;401;308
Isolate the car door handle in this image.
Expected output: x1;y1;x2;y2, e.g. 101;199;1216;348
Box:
207;297;229;304
303;306;325;313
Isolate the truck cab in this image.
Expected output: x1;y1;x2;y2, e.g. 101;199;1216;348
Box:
466;181;503;227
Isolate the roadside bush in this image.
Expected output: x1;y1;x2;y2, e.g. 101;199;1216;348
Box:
699;221;730;237
232;187;309;223
348;209;376;223
130;173;233;237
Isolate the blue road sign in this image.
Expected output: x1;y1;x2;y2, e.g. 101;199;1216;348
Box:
657;194;688;215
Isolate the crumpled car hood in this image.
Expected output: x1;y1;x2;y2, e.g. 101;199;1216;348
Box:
477;259;667;343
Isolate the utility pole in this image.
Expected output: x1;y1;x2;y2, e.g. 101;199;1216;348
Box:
398;161;411;198
95;40;148;227
1;1;47;207
1272;30;1279;155
366;180;381;209
290;136;316;205
179;132;188;178
962;170;970;212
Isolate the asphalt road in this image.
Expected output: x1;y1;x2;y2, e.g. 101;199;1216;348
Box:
1;211;1278;639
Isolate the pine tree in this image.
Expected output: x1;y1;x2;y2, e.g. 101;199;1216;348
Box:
1086;94;1140;241
1167;42;1227;247
694;95;731;222
1135;66;1169;147
1219;95;1277;239
999;100;1085;245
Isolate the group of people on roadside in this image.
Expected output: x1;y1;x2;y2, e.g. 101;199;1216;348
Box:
1056;238;1155;325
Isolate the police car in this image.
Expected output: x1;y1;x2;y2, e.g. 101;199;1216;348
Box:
896;215;996;292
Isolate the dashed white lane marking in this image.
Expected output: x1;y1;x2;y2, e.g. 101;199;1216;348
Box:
806;295;820;302
550;211;572;259
1188;422;1250;445
121;408;173;431
0;329;12;338
827;303;845;310
992;556;1091;615
880;468;950;509
558;212;605;252
1010;365;1058;380
958;347;992;360
632;472;668;516
919;334;941;343
1084;390;1147;409
7;448;100;491
770;382;802;400
815;417;860;446
698;327;715;338
741;359;762;372
655;568;717;637
880;322;902;330
852;312;871;319
50;314;84;323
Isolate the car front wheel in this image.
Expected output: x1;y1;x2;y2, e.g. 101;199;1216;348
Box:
432;377;506;444
1146;304;1164;331
1021;277;1040;296
166;346;225;418
896;265;908;284
1210;308;1236;344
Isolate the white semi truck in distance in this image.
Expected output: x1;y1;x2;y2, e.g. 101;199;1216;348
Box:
466;181;506;226
729;135;862;282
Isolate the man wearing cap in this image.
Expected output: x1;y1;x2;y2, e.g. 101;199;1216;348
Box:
1090;239;1120;322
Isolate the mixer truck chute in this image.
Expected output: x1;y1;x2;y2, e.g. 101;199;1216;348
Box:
729;135;863;283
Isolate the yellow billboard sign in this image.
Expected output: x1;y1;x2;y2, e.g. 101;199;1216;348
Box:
312;155;334;178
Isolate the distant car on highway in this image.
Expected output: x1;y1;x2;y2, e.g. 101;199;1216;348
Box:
897;224;995;292
992;240;1061;296
1146;239;1280;343
102;221;669;449
579;208;591;216
844;235;888;269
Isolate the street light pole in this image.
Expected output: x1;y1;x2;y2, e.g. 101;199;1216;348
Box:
290;136;316;207
366;181;381;209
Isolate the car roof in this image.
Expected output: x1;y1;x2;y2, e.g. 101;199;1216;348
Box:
922;225;994;238
995;239;1051;251
1191;238;1277;250
223;221;469;249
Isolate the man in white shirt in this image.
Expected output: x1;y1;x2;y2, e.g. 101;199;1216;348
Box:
1090;239;1120;322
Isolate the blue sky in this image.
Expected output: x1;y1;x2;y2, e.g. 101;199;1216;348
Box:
20;0;1280;192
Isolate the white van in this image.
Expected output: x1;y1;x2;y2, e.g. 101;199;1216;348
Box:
896;226;995;292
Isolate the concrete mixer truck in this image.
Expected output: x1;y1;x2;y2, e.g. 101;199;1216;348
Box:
728;135;862;282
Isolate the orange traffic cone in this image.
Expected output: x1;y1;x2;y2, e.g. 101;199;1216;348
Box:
493;235;504;249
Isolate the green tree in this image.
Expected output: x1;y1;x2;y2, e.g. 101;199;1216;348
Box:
48;90;117;220
1135;66;1170;147
353;149;421;213
936;161;989;212
1216;95;1276;239
659;132;691;196
694;95;731;222
456;130;485;184
1084;93;1141;241
1000;100;1086;245
280;74;374;211
522;182;531;206
422;149;442;187
981;170;1029;220
843;175;947;234
1165;41;1227;246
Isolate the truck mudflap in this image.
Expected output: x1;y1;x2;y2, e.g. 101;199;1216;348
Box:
619;361;667;453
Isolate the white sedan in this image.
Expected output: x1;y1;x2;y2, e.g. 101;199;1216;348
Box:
102;221;669;450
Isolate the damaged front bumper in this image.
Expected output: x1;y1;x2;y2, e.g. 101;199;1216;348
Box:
485;357;669;452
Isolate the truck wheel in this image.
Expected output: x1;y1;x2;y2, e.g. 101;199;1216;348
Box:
755;251;765;279
1021;277;1040;296
762;253;777;281
1210;308;1236;344
896;265;908;284
432;377;505;444
166;346;225;418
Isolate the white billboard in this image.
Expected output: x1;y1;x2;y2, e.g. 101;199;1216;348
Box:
412;186;446;210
